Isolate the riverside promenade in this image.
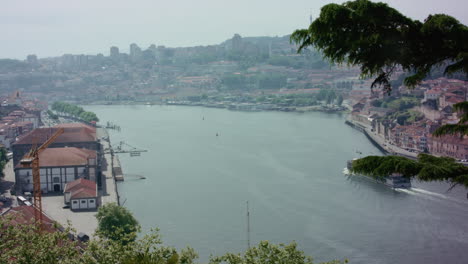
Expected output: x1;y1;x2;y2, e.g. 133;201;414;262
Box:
346;116;418;159
97;127;120;205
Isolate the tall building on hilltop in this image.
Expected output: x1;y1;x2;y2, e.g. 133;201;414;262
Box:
110;46;119;58
26;54;38;64
232;34;243;51
130;43;142;59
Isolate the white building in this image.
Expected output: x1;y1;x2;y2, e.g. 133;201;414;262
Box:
64;178;98;210
15;147;97;193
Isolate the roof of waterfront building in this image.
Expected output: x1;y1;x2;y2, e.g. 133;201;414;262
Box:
14;126;96;145
55;123;96;132
16;147;96;168
64;178;97;199
1;205;57;233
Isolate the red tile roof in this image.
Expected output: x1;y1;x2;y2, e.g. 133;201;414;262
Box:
2;205;57;233
64;178;97;199
17;147;96;168
70;187;96;199
14;126;96;145
54;123;96;132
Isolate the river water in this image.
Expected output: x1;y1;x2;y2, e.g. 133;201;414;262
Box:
86;105;468;264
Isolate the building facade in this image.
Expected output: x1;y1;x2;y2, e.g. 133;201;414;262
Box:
428;135;468;160
12;125;100;166
15;147;97;194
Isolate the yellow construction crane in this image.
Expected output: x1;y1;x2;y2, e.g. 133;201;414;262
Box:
20;128;64;226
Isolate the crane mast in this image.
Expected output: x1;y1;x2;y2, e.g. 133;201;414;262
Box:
21;128;64;226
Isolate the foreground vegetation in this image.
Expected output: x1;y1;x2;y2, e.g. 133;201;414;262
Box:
0;203;347;264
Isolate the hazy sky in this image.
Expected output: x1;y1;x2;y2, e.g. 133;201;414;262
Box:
1;0;467;59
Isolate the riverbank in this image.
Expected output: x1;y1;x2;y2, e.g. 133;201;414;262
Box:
345;116;418;159
166;101;348;113
81;101;348;114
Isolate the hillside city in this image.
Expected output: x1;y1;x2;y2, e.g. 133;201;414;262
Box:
0;33;467;256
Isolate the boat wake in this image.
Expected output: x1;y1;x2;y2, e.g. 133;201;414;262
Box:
396;187;468;206
411;188;447;199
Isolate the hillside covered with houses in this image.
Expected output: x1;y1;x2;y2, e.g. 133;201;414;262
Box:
350;77;468;161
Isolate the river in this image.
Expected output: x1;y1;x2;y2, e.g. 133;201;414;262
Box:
86;105;468;264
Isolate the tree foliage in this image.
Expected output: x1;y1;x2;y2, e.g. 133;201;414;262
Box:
0;214;346;264
351;154;468;190
0;216;86;264
0;214;197;264
291;0;468;93
95;203;141;244
209;241;347;264
433;101;468;136
51;101;99;123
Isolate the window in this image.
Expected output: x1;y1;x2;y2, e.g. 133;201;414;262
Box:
89;200;94;203
81;200;86;203
73;201;78;204
53;177;60;183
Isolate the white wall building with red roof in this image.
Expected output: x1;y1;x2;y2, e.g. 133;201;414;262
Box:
15;147;97;194
63;178;98;211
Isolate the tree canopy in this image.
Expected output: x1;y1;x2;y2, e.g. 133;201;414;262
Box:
51;101;99;123
209;241;346;264
291;0;468;193
95;202;141;244
0;212;346;264
351;154;468;190
433;101;468;136
291;0;468;93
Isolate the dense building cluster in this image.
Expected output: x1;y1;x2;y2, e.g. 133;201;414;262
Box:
350;77;468;160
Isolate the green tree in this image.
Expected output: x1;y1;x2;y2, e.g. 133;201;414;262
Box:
291;0;468;93
87;228;198;264
433;102;468;136
95;203;141;244
0;215;346;264
291;0;468;191
0;215;89;264
351;154;468;190
51;101;99;122
0;215;197;264
209;240;347;264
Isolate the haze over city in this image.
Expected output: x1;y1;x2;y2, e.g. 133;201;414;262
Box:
1;0;468;263
1;0;467;59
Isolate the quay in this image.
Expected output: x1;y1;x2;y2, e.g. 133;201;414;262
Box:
345;116;417;159
97;127;121;204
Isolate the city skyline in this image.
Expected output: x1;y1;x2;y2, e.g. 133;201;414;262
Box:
1;0;467;59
